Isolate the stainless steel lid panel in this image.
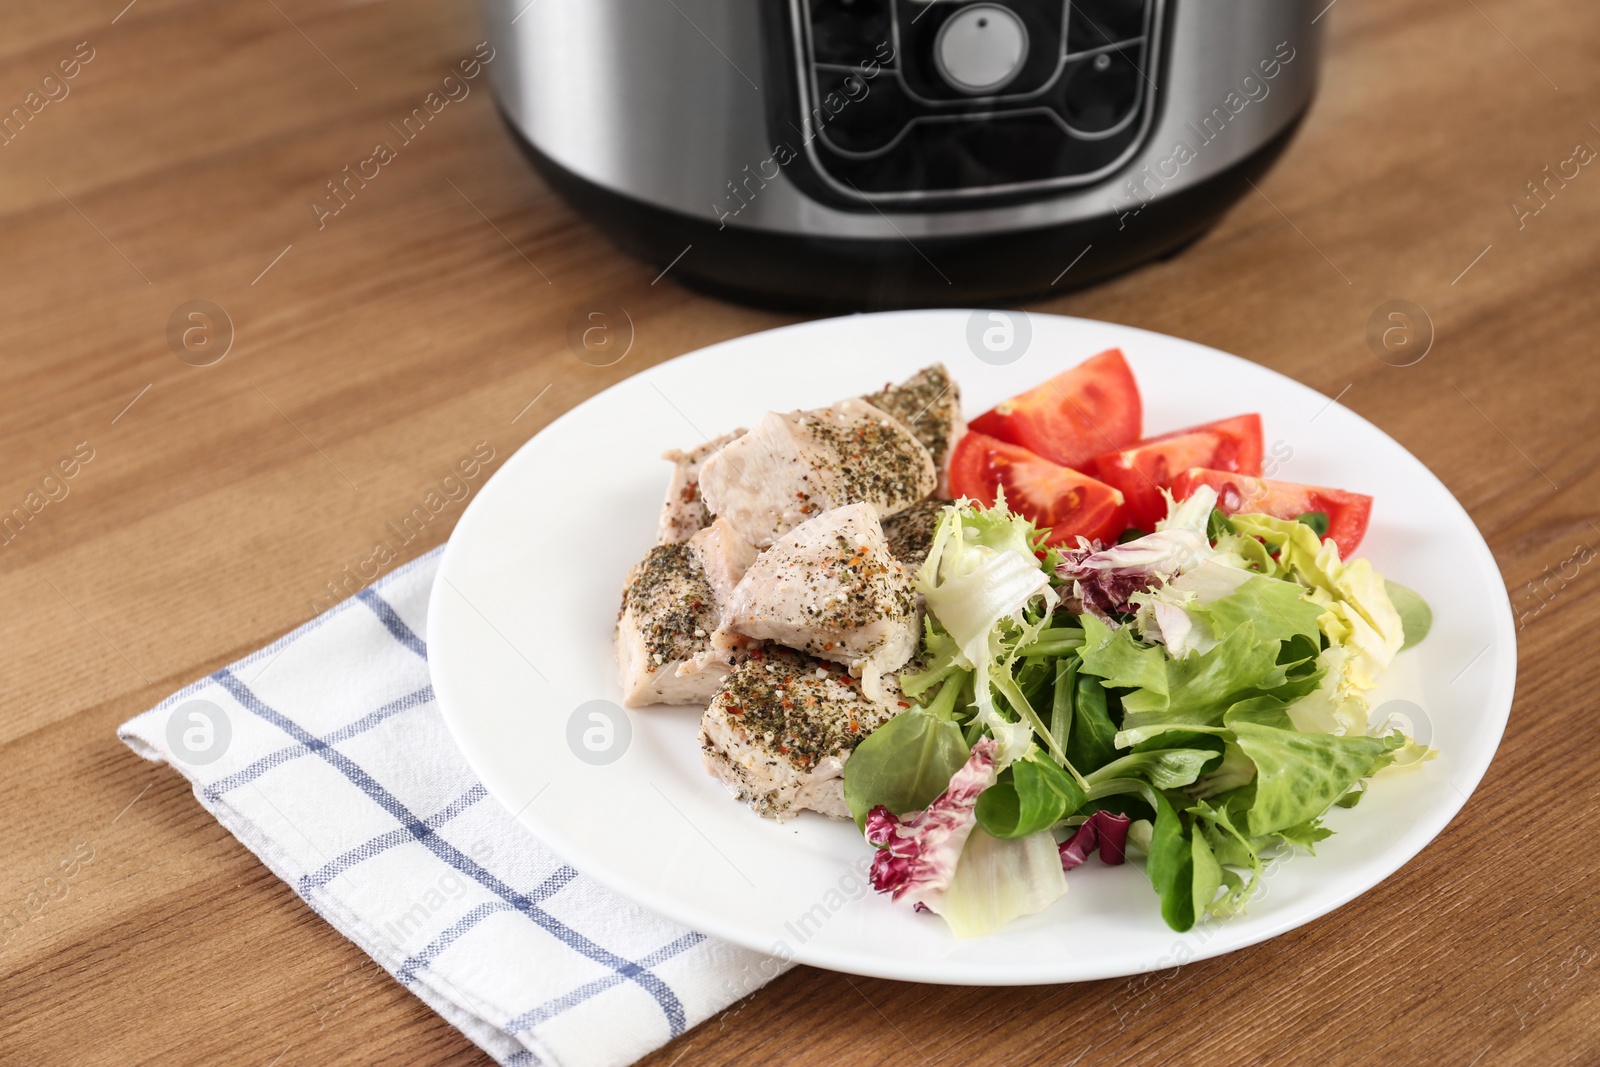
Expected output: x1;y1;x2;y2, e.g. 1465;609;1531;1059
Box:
485;0;1321;240
792;0;1156;202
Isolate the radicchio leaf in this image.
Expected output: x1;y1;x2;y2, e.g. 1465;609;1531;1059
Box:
1059;810;1132;872
1055;529;1211;621
865;738;998;909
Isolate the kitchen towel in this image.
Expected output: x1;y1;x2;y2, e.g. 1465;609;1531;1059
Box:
118;548;784;1067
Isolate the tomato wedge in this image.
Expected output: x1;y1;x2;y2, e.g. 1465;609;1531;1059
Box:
1091;414;1263;532
949;432;1126;546
968;349;1142;470
1170;468;1373;555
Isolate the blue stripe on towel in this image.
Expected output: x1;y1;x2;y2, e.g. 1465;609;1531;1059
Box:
504;931;708;1034
298;785;489;892
203;685;434;802
396;867;573;980
356;586;428;660
397;901;516;981
216;669;691;1035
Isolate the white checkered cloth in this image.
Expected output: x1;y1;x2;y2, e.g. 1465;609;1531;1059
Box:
119;549;782;1067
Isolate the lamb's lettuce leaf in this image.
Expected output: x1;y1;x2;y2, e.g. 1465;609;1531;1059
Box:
843;706;969;828
1385;579;1434;650
1086;748;1220;791
974;751;1087;840
1065;665;1120;775
1146;786;1218;932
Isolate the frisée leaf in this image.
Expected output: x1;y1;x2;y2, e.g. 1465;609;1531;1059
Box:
916;498;1060;767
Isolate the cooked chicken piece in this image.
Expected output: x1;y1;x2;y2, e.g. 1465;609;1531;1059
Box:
881;498;952;571
615;542;725;707
700;648;904;820
657;429;746;544
685;517;759;625
674;517;762;684
722;503;918;691
863;364;965;497
698;399;936;549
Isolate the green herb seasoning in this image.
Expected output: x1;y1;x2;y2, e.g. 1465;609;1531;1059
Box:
800;406;932;511
882;498;951;569
619;542;719;670
703;649;902;816
864;364;960;468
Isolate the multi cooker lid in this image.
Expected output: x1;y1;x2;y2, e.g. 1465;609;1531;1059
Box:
783;0;1161;206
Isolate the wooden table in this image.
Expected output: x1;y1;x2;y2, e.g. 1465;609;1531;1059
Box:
4;0;1597;1063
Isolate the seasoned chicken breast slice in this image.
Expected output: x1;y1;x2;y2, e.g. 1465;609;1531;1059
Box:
881;498;952;572
698;398;936;549
685;517;759;625
722;502;919;697
700;648;904;820
614;542;725;707
674;517;762;684
657;429;746;544
863;364;965;497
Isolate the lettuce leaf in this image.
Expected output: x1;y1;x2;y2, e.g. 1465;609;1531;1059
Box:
917;498;1059;766
1223;697;1406;835
1081;614;1292;743
1086;748;1220;790
932;827;1067;939
1189;739;1256;798
1230;514;1405;729
1189;575;1325;652
1077;613;1171;694
843;707;970;828
1130;568;1323;661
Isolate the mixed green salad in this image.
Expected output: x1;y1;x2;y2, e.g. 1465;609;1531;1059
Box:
844;485;1434;938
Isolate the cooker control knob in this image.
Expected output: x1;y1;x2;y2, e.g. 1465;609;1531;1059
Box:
933;4;1029;94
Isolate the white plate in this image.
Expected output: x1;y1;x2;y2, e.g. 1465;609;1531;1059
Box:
427;310;1515;985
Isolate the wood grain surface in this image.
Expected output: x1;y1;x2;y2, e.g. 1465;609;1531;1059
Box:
3;0;1598;1064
